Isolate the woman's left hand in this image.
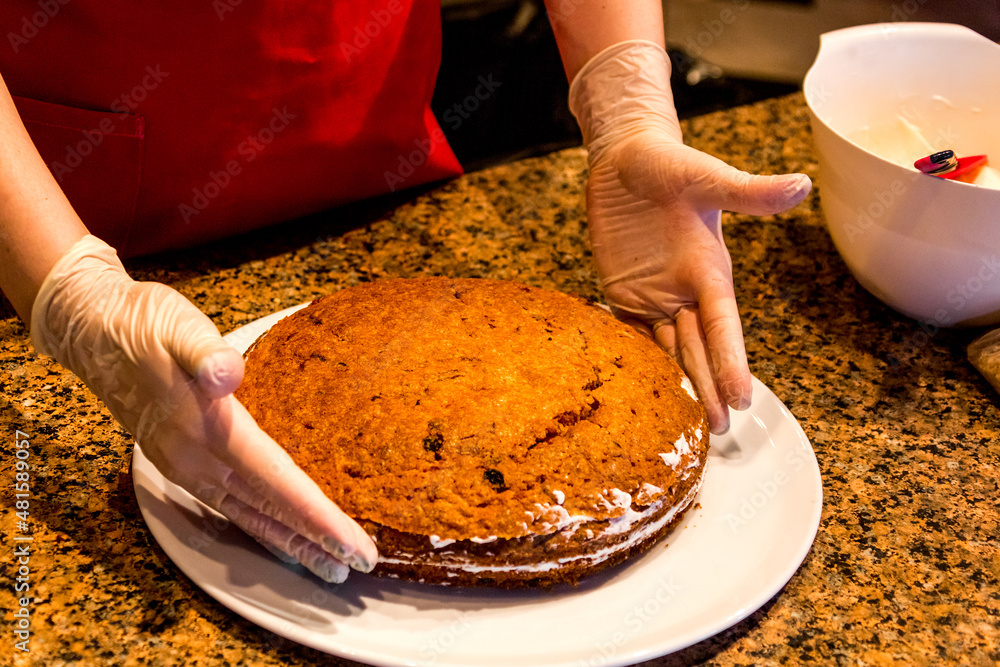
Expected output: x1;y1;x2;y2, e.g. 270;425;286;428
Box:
570;41;811;433
585;126;810;433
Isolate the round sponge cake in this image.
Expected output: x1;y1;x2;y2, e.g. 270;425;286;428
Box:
235;278;709;587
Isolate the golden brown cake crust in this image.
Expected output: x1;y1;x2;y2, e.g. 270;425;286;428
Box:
236;278;709;586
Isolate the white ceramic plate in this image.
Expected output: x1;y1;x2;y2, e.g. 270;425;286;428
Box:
133;304;823;667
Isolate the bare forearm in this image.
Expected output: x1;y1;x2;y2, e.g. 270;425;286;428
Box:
0;72;88;323
544;0;665;81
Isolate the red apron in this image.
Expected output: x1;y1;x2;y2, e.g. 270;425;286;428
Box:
1;1;463;258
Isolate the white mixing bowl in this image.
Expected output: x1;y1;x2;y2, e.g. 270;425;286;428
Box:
804;22;1000;326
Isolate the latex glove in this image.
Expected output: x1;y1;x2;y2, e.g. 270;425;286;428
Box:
569;41;811;433
30;235;377;582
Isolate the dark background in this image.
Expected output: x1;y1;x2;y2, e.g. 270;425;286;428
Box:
432;0;1000;171
431;0;798;171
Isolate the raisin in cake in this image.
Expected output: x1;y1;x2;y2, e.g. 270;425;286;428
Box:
235;278;709;587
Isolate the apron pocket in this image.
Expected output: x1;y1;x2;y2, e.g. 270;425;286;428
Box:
13;96;144;253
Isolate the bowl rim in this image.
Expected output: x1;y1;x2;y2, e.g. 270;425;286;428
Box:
803;22;1000;192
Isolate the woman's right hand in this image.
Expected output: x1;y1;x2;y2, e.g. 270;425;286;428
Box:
31;234;377;582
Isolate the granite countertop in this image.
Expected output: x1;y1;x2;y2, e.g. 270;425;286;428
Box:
3;92;998;666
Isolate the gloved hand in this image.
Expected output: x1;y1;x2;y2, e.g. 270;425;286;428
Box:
569;40;811;433
30;234;377;582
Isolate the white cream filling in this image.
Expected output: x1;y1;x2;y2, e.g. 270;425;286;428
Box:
596;488;630;513
428;535;456;549
659;451;681;467
381;466;706;575
660;427;702;470
674;429;695;457
637;482;663;504
431;534;497;548
601;490;645;537
680;376;697;401
524;502;595;535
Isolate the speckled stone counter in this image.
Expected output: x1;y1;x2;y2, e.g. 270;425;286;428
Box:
2;92;998;666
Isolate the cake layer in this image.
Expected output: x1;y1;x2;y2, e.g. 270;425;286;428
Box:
368;466;705;587
236;278;709;586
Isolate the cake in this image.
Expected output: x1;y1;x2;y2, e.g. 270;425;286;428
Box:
235;278;709;587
